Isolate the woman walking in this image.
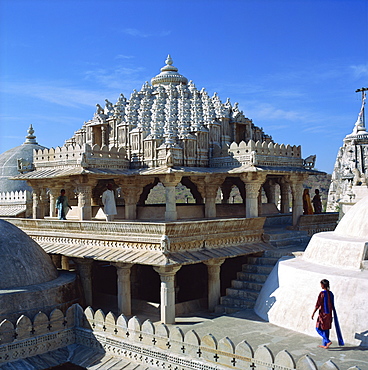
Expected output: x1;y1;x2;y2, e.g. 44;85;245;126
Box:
311;279;344;348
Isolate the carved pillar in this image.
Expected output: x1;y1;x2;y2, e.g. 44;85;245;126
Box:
241;173;266;218
74;258;93;307
204;184;218;218
32;188;40;219
280;179;290;214
121;185;138;220
113;262;134;316
49;188;59;218
204;258;225;311
263;180;276;204
76;184;92;220
101;125;107;146
220;182;232;204
160;174;182;221
153;265;181;324
288;174;307;226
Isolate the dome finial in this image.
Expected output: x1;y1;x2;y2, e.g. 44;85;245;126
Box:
166;54;173;66
151;55;188;86
24;124;38;144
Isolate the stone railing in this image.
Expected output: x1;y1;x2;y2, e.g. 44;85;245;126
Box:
0;190;31;204
0;304;361;369
291;213;339;236
5;217;266;254
33;143;129;169
211;140;304;168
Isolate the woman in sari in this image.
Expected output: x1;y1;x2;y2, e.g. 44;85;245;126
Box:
311;279;344;348
303;189;313;215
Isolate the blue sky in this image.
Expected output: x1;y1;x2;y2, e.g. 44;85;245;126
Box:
0;0;367;173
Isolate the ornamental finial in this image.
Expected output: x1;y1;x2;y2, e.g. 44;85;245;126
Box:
166;54;173;66
24;124;38;144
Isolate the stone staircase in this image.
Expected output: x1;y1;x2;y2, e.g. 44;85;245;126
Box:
215;222;310;314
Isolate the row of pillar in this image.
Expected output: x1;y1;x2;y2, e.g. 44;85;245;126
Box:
31;174;306;225
54;256;225;325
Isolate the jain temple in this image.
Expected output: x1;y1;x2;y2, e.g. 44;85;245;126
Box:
0;56;367;369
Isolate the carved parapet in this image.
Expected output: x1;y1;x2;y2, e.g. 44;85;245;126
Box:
211;140;303;168
0;304;359;369
0;190;31;204
33;144;128;169
5;217;266;258
291;213;339;235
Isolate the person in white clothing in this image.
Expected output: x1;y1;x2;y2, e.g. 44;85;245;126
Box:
102;183;117;221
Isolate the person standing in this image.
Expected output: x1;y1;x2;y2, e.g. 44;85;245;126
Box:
102;183;117;221
302;189;313;215
56;189;72;220
311;279;344;348
312;189;323;214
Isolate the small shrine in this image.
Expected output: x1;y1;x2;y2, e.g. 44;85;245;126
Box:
327;88;368;216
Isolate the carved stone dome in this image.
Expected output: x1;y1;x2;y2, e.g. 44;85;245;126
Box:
151;55;188;86
0;219;58;289
0;125;47;193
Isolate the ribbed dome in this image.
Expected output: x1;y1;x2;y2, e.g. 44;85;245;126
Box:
151;55;188;86
0;125;47;193
0;219;58;289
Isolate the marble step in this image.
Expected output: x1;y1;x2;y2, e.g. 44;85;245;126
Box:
246;256;279;265
242;263;274;274
231;279;264;291
225;287;260;301
236;271;269;283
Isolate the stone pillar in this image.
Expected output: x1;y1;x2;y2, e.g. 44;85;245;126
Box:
204;258;225;311
205;184;218;218
61;255;69;270
49;188;59;218
32;187;42;219
75;258;93;307
113;263;134;316
290;181;304;226
39;188;47;218
280;180;290;214
76;185;92;220
241;173;266;218
101;125;107;146
244;183;262;218
160;175;181;221
153;265;181;324
123;186;138;220
220;182;232;204
263;180;276;204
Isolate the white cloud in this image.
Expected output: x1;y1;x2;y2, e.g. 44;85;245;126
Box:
1;81;111;108
350;64;368;79
122;28;171;38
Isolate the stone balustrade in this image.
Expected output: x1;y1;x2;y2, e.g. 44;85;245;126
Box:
5;217;266;254
0;190;31;204
33;143;129;169
291;213;339;235
0;304;361;369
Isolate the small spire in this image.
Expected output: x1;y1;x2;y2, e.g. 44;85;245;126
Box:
24;124;38;144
